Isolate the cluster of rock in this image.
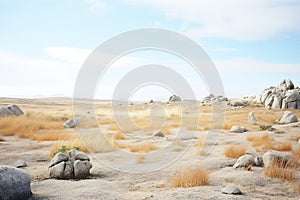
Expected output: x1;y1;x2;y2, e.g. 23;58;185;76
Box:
233;150;290;169
0;166;32;200
202;94;228;103
169;95;181;102
0;104;24;117
49;150;92;179
253;79;300;109
63;118;79;128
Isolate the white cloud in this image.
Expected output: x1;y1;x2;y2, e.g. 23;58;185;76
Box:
83;0;106;13
130;0;300;41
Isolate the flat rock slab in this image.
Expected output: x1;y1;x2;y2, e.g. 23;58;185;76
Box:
221;184;242;195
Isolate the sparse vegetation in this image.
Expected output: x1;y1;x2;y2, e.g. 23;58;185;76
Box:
264;160;295;181
129;141;157;153
171;166;209;188
258;124;272;131
272;142;292;151
224;145;246;158
247;133;274;152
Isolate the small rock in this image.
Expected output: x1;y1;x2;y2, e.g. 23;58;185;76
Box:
254;156;264;167
233;154;255;169
153;131;165;137
0;166;32;199
248;111;256;122
69;149;90;161
221;184;242;195
229;126;247;133
14;160;27;168
276;111;298;124
169;95;181;102
63;118;80;128
149;99;154;103
263;150;290;168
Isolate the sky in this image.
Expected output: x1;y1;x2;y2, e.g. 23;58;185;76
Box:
0;0;300;100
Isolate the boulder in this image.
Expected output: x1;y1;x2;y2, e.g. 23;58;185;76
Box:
263;150;290;168
233;154;255;168
0;166;32;200
0;105;24;117
63;118;79;128
275;111;298;124
248;111;256;122
254;156;264;167
229;126;247;133
153;131;165;137
221;184;242;195
49;150;92;179
169;95;181;102
14;160;27;168
230;101;244;107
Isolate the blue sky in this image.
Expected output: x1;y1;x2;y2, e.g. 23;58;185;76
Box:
1;0;300;100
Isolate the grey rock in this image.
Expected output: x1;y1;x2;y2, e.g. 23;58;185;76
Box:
6;105;24;116
49;152;69;168
153;131;165;137
248;111;256;122
230;101;244;107
229;126;247;133
73;160;92;179
233;154;255;168
263;150;290;168
0;107;14;117
272;94;282;109
14;160;27;168
276;111;298;124
0;166;32;200
254;156;264;167
63;118;79;128
221;184;242;195
69;149;90;161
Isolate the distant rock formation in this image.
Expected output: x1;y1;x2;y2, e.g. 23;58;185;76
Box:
169;95;181;102
253;79;300;109
203;94;228;103
0;104;24;117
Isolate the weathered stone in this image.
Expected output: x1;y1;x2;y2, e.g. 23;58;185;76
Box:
14;160;27;168
63;118;79;128
6;105;24;116
73;160;92;179
0;166;32;200
169;95;181;102
153;131;165;137
233;154;255;168
248;112;256;122
69;149;90;161
49;152;69;168
0;107;14;117
230;101;244;107
276;111;298;124
254;156;264;167
263;150;290;168
221;184;242;195
229;126;247;133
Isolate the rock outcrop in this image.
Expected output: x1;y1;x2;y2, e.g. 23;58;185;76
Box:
263;150;290;168
253;79;300;109
63;118;80;128
233;154;255;168
49;150;92;179
202;94;228;103
0;104;24;117
0;166;32;200
275;111;298;124
169;95;181;102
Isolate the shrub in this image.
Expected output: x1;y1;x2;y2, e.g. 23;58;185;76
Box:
171;166;209;187
264;160;295;181
224;145;246;158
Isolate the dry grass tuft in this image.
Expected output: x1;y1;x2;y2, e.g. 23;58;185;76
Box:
129;141;157;153
247;133;274;152
113;131;126;140
292;144;300;166
171;166;209;188
272;142;292;151
264;160;295;181
224;145;247;158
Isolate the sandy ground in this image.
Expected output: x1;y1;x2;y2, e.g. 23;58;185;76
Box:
0;98;300;199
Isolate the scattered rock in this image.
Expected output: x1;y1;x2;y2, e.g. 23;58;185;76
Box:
149;99;154;103
0;165;32;200
254;156;264;167
233;154;255;169
14;160;27;168
229;126;247;133
253;79;300;109
263;150;290;168
49;150;92;179
275;111;298;124
0;104;24;117
203;94;228;103
221;184;242;195
230;101;245;107
63;118;80;128
153;131;165;137
169;95;181;102
248;111;256;122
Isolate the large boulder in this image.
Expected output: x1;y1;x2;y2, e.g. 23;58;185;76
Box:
263;150;290;168
233;154;255;168
49;150;92;179
275;111;298;124
63;118;79;128
253;79;300;109
169;95;181;102
0;166;32;200
0;105;24;117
